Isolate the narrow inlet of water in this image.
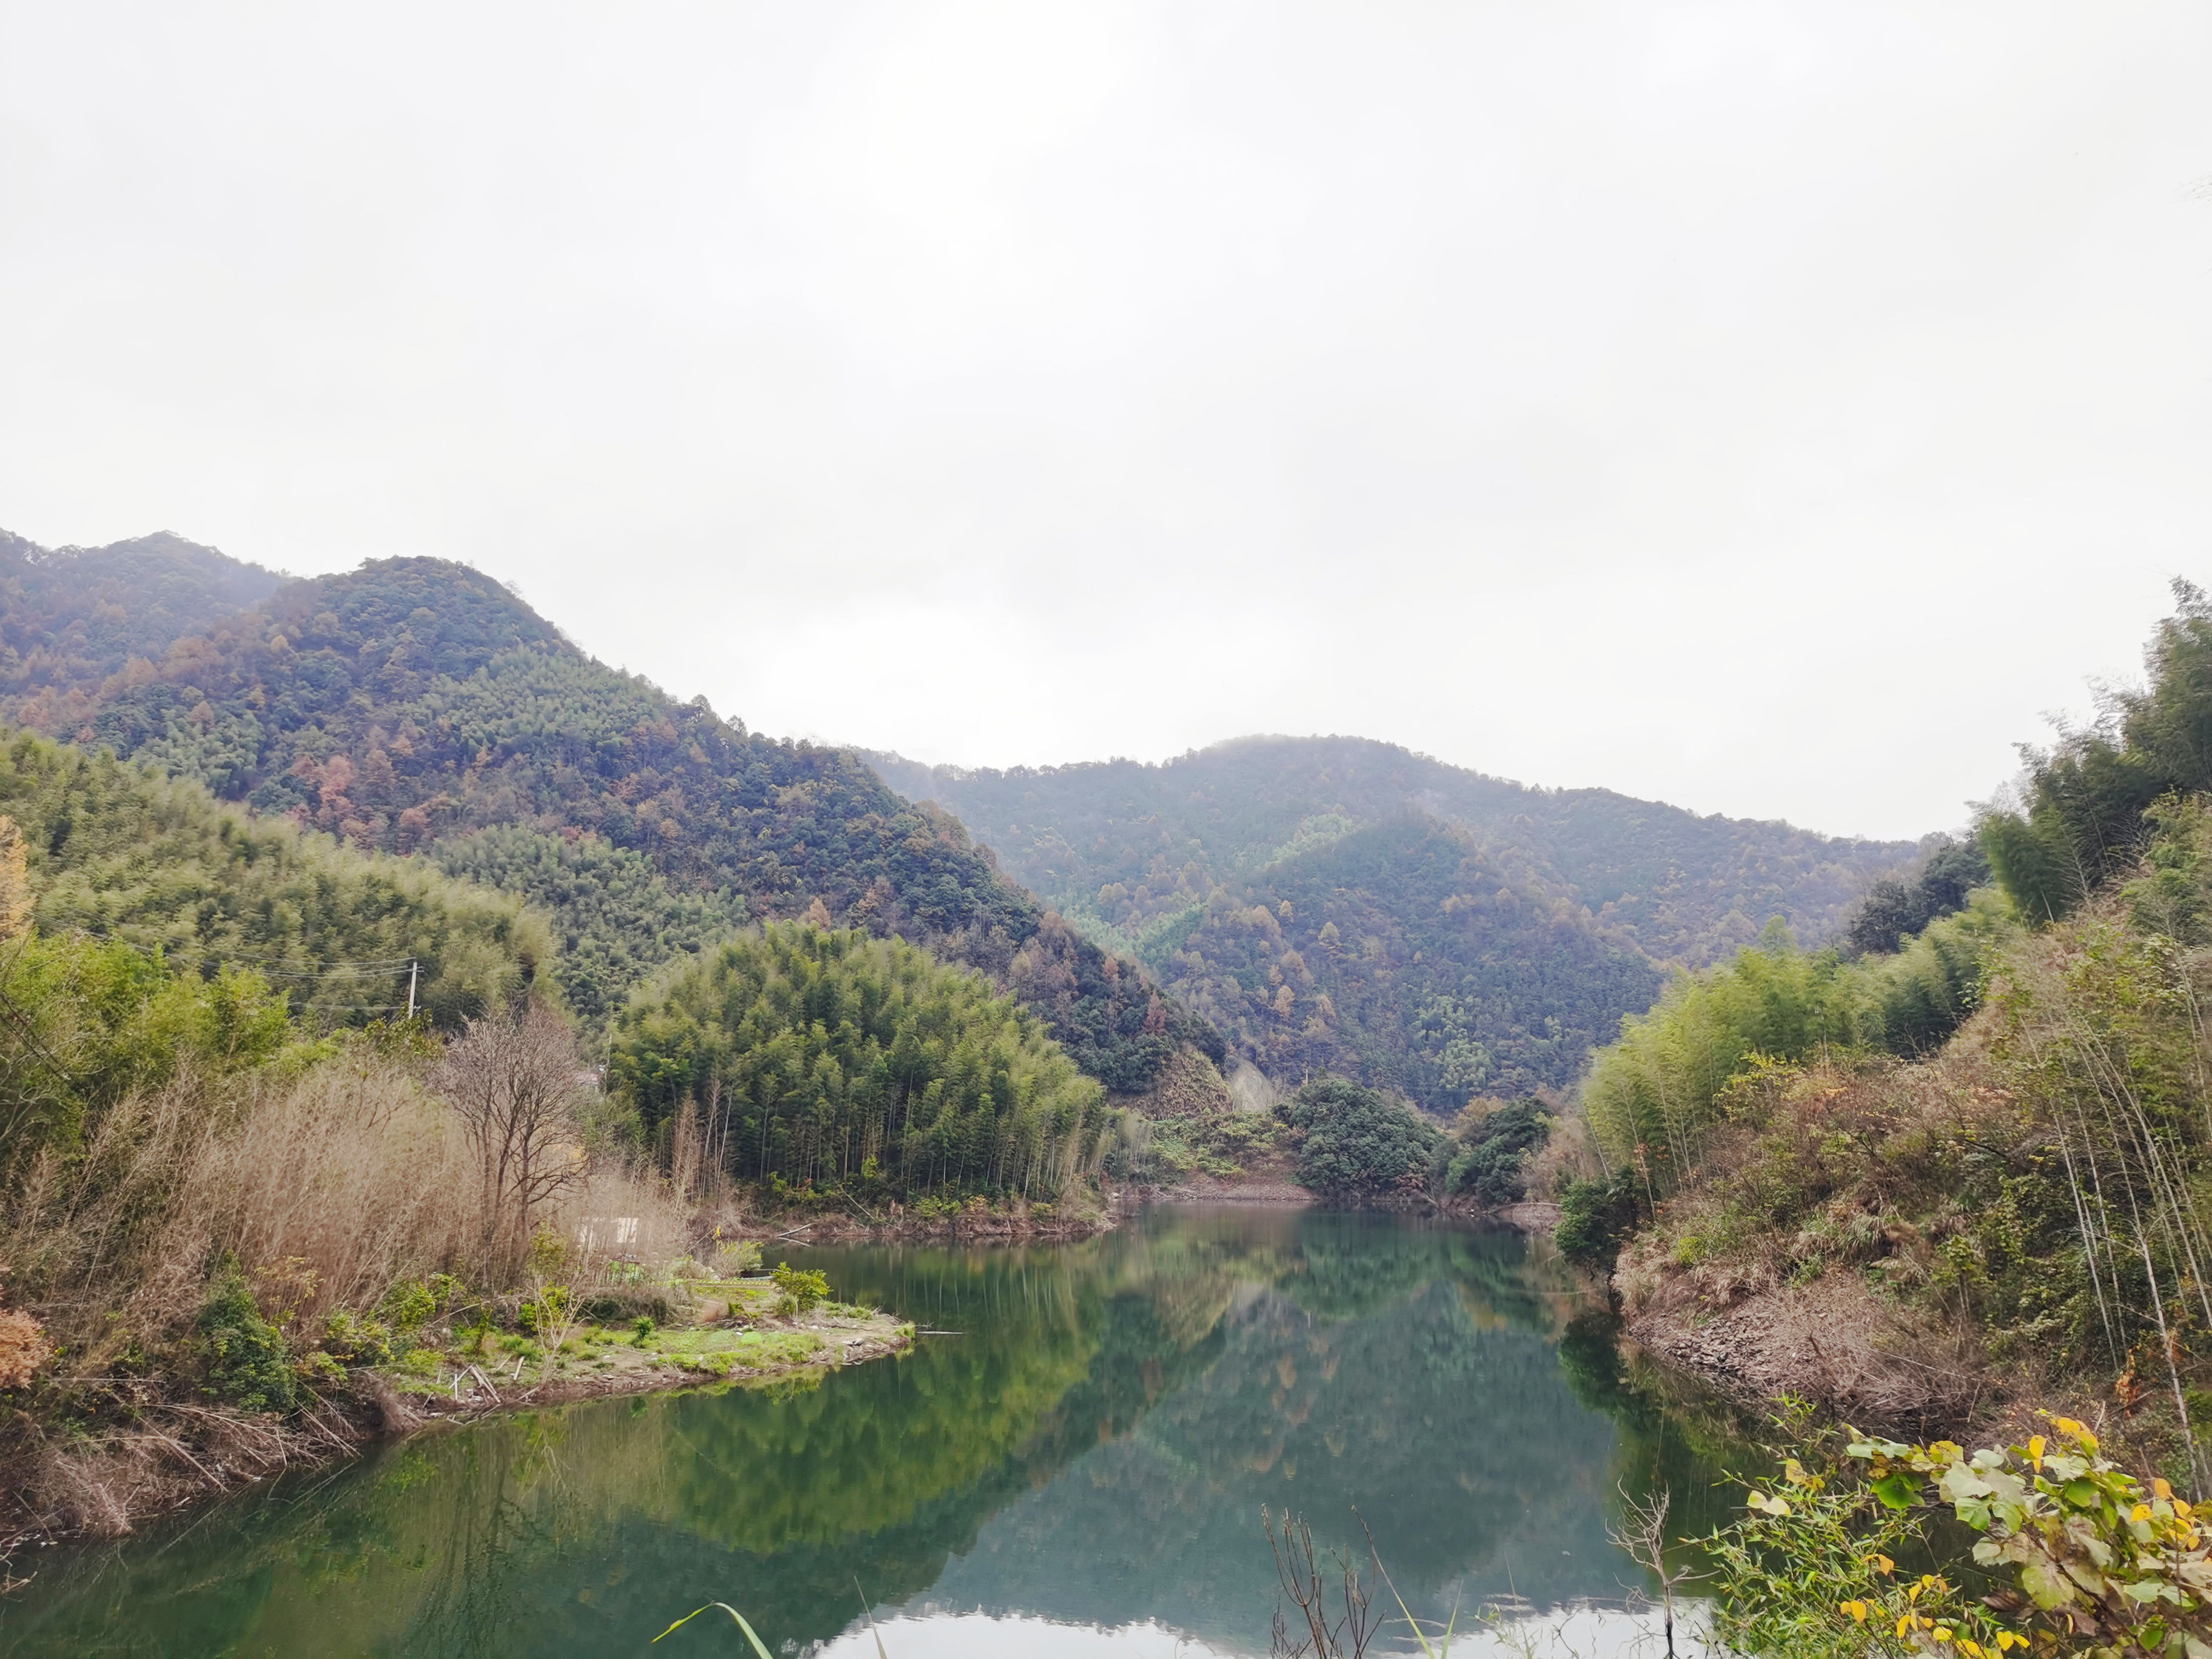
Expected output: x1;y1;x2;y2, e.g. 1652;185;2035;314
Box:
0;1206;1759;1658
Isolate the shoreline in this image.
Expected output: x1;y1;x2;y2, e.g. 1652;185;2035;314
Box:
4;1190;1581;1558
1;1299;911;1554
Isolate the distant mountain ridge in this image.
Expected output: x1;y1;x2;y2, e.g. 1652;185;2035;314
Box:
871;737;1919;970
1;529;286;725
868;737;1921;1108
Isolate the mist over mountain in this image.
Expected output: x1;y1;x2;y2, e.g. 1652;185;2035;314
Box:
871;739;1921;1108
1;530;285;722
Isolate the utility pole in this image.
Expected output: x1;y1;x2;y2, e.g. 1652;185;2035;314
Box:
406;959;418;1021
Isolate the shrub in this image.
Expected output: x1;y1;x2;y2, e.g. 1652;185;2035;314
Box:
770;1262;829;1317
1275;1078;1441;1202
196;1257;297;1414
1553;1171;1644;1268
318;1310;394;1366
1446;1097;1550;1205
381;1280;437;1335
0;1301;42;1390
1709;1415;2212;1659
715;1238;763;1276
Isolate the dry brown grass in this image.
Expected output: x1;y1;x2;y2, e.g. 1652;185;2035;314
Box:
3;1059;484;1376
0;1037;691;1535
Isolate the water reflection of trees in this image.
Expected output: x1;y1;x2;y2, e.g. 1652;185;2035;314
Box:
0;1210;1757;1659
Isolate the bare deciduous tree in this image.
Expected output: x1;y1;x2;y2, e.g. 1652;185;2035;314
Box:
434;1000;583;1276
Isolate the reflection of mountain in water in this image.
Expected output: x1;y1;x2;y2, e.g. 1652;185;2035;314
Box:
0;1211;1749;1659
930;1242;1631;1651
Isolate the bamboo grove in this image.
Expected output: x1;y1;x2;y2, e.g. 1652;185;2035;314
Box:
1569;584;2212;1477
606;923;1113;1203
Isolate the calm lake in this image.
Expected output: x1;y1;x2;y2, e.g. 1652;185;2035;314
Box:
0;1206;1755;1658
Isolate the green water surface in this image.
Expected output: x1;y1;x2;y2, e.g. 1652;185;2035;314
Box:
0;1207;1755;1657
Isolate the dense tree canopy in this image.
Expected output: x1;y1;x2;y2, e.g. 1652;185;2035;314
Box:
431;825;743;1036
607;923;1111;1201
1982;579;2212;924
874;735;1918;1109
0;731;551;1027
874;733;1917;973
1843;835;1989;956
1273;1078;1441;1202
1171;816;1662;1107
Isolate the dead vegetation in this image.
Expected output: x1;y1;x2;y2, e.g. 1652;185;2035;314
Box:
0;1002;698;1540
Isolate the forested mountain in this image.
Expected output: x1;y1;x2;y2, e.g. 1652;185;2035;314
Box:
5;546;1212;1079
1;530;284;723
874;737;1917;970
1159;816;1660;1105
870;737;1915;1108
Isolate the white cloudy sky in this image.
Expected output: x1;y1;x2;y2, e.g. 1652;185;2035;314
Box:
2;3;2207;842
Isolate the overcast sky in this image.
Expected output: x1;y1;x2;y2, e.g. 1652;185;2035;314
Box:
2;4;2207;842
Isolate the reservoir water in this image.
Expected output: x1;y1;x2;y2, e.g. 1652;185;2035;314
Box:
0;1206;1752;1657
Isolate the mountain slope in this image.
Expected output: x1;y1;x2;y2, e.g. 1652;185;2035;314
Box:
870;736;1919;1108
1;529;286;726
873;736;1918;970
1160;816;1661;1104
13;552;1215;1077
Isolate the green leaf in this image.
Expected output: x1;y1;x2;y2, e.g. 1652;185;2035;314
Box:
653;1604;774;1658
1874;1472;1920;1512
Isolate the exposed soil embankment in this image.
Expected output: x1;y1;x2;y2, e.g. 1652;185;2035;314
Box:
1614;1242;1985;1433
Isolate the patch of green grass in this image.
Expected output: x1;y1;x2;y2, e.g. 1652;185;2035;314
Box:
649;1327;822;1375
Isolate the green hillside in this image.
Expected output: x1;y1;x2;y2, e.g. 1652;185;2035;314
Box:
0;729;551;1027
1161;816;1661;1105
13;550;1213;1077
870;737;1914;1108
873;736;1919;970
